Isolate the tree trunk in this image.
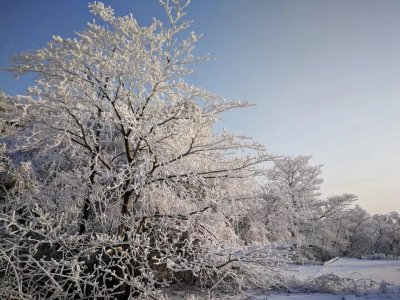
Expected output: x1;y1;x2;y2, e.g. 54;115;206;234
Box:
79;161;97;234
118;189;136;240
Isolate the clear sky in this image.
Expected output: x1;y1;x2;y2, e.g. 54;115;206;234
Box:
1;0;399;214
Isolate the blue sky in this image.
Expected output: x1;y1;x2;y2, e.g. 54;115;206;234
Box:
1;0;400;214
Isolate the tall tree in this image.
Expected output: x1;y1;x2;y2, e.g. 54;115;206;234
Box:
1;1;285;298
7;0;269;238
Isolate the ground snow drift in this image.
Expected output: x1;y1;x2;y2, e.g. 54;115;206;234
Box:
287;258;400;285
169;258;400;299
266;258;400;300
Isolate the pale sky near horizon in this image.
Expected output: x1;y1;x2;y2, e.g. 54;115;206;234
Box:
1;0;399;214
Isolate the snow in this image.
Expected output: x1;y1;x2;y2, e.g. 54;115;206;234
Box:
286;257;400;285
264;295;350;300
266;258;400;300
169;258;400;299
264;294;399;300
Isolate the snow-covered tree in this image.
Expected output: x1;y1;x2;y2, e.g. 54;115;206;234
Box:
7;0;271;239
264;155;323;241
305;194;358;260
0;1;286;298
0;90;14;134
370;212;400;256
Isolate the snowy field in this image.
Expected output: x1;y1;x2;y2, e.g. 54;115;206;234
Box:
286;257;400;285
170;258;400;299
260;258;400;300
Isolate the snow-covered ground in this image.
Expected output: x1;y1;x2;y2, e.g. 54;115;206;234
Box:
169;258;400;299
287;257;400;285
265;258;400;300
264;294;399;300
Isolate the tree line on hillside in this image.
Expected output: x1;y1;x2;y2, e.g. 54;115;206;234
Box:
0;1;398;299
